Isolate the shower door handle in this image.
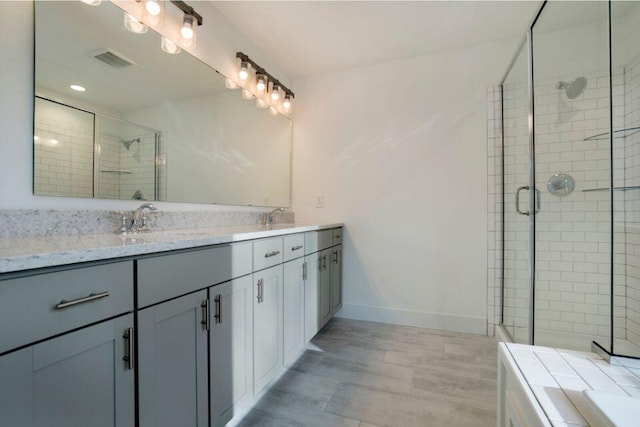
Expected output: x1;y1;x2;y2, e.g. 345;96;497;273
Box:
534;187;541;214
515;185;530;216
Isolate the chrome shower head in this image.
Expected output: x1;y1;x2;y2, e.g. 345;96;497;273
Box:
556;77;587;99
121;138;140;150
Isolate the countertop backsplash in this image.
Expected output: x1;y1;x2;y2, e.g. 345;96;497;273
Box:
0;209;295;239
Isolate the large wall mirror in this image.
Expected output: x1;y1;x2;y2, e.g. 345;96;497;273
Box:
34;1;292;207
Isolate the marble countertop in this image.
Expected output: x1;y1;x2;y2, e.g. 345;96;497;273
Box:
0;223;343;274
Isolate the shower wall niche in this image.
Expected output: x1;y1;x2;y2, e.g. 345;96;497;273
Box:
489;1;640;359
34;97;164;201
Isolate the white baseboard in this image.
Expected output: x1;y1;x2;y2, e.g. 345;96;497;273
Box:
335;303;487;335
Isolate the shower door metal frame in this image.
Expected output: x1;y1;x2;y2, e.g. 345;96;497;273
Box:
499;1;547;346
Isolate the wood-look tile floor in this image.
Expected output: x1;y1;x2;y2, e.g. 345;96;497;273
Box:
236;318;498;427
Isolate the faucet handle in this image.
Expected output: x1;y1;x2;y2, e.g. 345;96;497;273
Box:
111;211;129;234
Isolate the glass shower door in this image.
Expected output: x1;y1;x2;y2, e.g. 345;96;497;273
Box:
502;41;533;344
532;1;611;353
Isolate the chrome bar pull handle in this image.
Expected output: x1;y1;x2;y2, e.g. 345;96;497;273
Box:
257;279;264;303
265;251;280;258
534;187;541;214
55;291;110;309
323;255;328;270
260;279;264;303
302;262;307;281
214;295;221;324
515;185;530;216
291;245;303;251
123;327;133;370
200;300;209;331
333;251;338;264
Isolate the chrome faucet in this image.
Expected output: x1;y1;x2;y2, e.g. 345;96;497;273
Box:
266;208;285;225
130;203;157;233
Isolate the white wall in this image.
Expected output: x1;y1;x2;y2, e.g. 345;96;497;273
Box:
291;40;517;334
0;1;289;211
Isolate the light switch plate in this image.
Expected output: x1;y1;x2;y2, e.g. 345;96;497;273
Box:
315;194;324;208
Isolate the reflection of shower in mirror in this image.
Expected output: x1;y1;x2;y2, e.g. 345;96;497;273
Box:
556;77;587;99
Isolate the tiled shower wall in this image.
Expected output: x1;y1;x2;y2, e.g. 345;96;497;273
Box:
489;62;640;354
119;133;156;201
34;101;94;198
621;57;640;349
96;132;157;201
532;70;621;347
490;69;620;347
487;86;503;338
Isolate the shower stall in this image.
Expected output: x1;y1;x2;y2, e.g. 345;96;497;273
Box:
495;1;640;359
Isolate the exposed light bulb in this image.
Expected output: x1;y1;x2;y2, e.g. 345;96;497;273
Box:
181;14;195;40
282;95;292;113
124;13;148;34
256;75;267;93
271;85;280;102
70;84;86;92
242;89;253;100
225;78;239;90
145;0;161;16
161;37;181;54
238;62;249;81
256;98;268;109
81;0;101;5
269;106;278;116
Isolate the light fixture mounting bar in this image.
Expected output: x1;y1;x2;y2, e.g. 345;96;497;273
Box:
236;52;294;98
169;0;203;25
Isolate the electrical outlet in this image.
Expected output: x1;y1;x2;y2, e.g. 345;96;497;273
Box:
315;194;325;208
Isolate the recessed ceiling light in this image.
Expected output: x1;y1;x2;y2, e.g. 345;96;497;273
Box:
70;85;86;92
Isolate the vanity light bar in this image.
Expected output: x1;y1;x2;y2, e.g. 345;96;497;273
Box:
235;52;295;99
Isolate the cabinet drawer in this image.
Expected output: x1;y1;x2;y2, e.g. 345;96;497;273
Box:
304;230;333;254
283;234;305;262
0;261;133;354
254;237;284;271
137;242;252;308
332;228;343;246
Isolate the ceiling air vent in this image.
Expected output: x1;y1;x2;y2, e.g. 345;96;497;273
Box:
91;48;137;69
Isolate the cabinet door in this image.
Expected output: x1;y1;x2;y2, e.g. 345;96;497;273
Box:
210;276;253;427
283;257;305;366
0;314;134;427
331;245;343;315
318;249;333;329
304;253;320;343
138;290;208;427
253;265;283;395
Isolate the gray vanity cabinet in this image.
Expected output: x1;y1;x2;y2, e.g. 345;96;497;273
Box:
331;245;343;315
318;248;334;330
209;276;254;427
138;290;209;427
303;253;320;343
0;314;135;427
283;257;305;366
253;264;284;395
